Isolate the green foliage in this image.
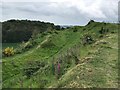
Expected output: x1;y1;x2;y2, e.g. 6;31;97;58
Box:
99;27;109;34
15;38;38;54
41;39;55;48
15;41;29;54
82;34;94;45
41;32;48;37
83;28;86;31
23;60;46;78
73;27;78;32
2;19;55;43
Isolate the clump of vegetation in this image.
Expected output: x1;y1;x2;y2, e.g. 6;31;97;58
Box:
16;38;38;54
99;27;109;34
23;60;46;78
50;44;80;79
15;41;31;54
41;32;48;37
83;28;86;31
82;34;94;45
99;35;104;38
73;27;78;32
41;39;55;48
3;47;14;57
39;79;48;88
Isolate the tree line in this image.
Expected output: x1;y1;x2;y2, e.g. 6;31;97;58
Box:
2;19;62;43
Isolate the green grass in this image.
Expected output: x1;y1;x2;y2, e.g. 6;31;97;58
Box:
50;33;118;88
2;43;19;50
2;22;118;88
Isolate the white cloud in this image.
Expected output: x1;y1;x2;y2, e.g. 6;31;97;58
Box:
1;0;119;25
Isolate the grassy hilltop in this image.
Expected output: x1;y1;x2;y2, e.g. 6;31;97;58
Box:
2;20;118;88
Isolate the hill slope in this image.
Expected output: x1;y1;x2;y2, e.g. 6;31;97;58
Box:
2;19;56;43
2;21;118;88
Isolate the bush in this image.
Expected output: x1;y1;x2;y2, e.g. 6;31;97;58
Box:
41;32;48;37
83;28;86;31
3;47;14;57
111;31;115;33
73;28;78;32
82;35;94;45
99;27;109;34
99;35;104;38
29;38;38;46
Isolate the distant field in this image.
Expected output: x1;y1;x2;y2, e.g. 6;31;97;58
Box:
2;43;19;50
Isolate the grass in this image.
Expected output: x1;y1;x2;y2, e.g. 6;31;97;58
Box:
50;33;118;88
2;21;118;88
2;43;19;50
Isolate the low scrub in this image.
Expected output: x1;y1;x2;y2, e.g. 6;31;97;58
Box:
99;27;109;34
73;27;78;32
16;39;38;54
82;34;94;45
23;60;46;78
41;39;55;48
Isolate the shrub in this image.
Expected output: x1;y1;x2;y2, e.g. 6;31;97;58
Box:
103;22;106;25
99;27;109;34
99;27;104;34
106;29;109;32
41;32;48;37
73;27;78;32
99;35;104;38
83;28;86;31
3;47;14;57
111;31;115;33
82;35;94;45
47;29;53;34
29;38;38;46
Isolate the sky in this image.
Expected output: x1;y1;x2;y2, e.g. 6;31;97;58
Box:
0;0;119;25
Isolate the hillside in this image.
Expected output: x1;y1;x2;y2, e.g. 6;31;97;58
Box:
2;20;61;43
2;21;118;88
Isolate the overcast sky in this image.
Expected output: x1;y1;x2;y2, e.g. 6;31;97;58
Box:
0;0;119;25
